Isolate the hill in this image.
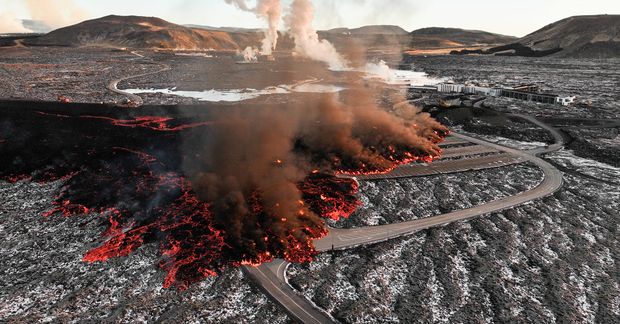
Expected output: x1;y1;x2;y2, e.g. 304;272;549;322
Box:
518;15;620;58
318;25;411;51
324;25;409;35
453;15;620;58
17;15;526;54
25;15;260;50
410;27;517;48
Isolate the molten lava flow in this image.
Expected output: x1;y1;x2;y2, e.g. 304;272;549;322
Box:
36;111;213;131
299;173;360;221
80;115;215;131
1;96;449;290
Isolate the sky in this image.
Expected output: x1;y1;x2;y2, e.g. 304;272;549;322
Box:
1;0;619;37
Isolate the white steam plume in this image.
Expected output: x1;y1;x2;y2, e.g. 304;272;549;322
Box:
241;46;260;62
227;0;348;69
224;0;281;55
284;0;347;70
255;0;281;55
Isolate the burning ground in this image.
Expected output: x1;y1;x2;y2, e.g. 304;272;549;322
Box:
0;87;447;290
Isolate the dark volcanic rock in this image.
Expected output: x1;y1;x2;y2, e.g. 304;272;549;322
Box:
289;151;620;324
25;15;258;50
0;180;290;323
452;15;620;58
565;127;620;167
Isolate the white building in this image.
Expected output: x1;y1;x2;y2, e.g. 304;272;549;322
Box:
440;83;502;97
438;83;464;93
557;96;576;106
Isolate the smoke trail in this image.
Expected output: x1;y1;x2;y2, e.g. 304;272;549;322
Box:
284;0;348;70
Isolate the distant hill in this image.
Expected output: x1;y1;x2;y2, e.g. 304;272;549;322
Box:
25;15;260;50
410;27;517;48
16;15;526;54
324;25;409;35
186;25;262;33
453;15;620;58
320;25;515;52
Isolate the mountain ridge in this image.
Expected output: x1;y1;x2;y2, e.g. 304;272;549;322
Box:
453;15;620;58
16;15;519;52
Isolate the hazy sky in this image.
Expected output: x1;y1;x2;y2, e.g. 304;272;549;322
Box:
3;0;620;37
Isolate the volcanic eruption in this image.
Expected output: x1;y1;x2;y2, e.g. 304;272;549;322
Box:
0;0;448;290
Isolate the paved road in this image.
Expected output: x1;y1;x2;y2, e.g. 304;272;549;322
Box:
439;144;499;159
245;117;566;324
355;153;523;180
107;64;171;107
243;260;335;324
511;114;565;155
439;136;471;146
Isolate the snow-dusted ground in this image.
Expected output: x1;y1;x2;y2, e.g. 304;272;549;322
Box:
329;164;543;229
0;180;289;323
455;128;549;151
289;149;620;323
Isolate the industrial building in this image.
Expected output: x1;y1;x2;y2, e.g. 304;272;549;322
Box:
412;82;575;106
501;88;558;104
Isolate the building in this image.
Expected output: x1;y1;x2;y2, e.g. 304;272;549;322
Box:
462;86;504;96
437;83;464;93
409;85;438;94
501;89;559;104
513;84;540;93
429;82;574;106
557;96;576;106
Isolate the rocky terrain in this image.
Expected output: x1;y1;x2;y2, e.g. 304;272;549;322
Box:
453;15;620;58
289;148;620;324
0;180;291;323
0;47;159;104
564;127;620;167
434;108;556;144
329;164;543;229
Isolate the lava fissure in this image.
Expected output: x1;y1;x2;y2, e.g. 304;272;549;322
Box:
1;95;447;289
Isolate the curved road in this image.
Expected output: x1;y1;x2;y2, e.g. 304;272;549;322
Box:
314;132;563;251
245;116;566;324
107;62;171;107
